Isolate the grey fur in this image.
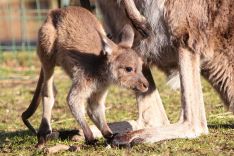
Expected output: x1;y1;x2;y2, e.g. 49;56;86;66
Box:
95;0;234;146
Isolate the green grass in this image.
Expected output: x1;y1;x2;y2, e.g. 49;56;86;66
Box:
0;52;233;155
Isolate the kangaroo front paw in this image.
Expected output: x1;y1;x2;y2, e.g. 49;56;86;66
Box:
132;18;152;38
105;133;119;145
85;138;98;145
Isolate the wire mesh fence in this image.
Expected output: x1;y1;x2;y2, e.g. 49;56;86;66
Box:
0;0;82;53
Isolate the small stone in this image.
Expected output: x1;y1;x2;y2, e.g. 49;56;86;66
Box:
105;144;111;149
71;135;83;141
44;144;69;154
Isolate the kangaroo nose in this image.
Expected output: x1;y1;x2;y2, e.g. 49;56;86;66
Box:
136;75;149;93
143;83;148;89
141;81;149;92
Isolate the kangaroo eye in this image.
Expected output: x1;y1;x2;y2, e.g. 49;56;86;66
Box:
125;67;133;73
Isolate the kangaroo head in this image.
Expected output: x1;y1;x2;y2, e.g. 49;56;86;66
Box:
101;24;149;93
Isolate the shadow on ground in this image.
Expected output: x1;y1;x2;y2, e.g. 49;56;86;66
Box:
0;129;83;147
0;123;233;147
208;124;234;129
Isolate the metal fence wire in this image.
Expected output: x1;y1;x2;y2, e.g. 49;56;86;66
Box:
0;0;81;52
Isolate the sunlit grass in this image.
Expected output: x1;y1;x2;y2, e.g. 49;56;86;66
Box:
0;52;233;155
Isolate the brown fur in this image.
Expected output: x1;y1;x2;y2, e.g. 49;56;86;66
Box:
93;0;234;146
165;0;234;111
96;0;234;114
21;6;149;147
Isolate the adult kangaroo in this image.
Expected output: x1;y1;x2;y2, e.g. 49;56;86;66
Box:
81;0;234;146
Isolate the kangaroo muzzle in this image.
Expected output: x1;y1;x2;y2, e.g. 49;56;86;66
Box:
136;76;149;93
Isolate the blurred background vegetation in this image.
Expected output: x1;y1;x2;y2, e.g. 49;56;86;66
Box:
0;0;96;52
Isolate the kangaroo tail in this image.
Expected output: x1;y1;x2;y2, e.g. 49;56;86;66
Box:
22;68;44;135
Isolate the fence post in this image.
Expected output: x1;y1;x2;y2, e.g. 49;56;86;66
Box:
7;1;16;52
49;0;59;9
20;0;26;51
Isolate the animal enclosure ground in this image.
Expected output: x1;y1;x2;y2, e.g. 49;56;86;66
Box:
0;52;233;155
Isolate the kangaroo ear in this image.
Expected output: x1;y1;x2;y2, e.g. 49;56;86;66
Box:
118;24;135;48
101;37;114;55
97;30;117;56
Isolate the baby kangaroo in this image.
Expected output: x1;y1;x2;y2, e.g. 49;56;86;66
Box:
21;6;148;147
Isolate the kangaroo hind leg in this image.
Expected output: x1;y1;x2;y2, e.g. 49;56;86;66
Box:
36;65;55;148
